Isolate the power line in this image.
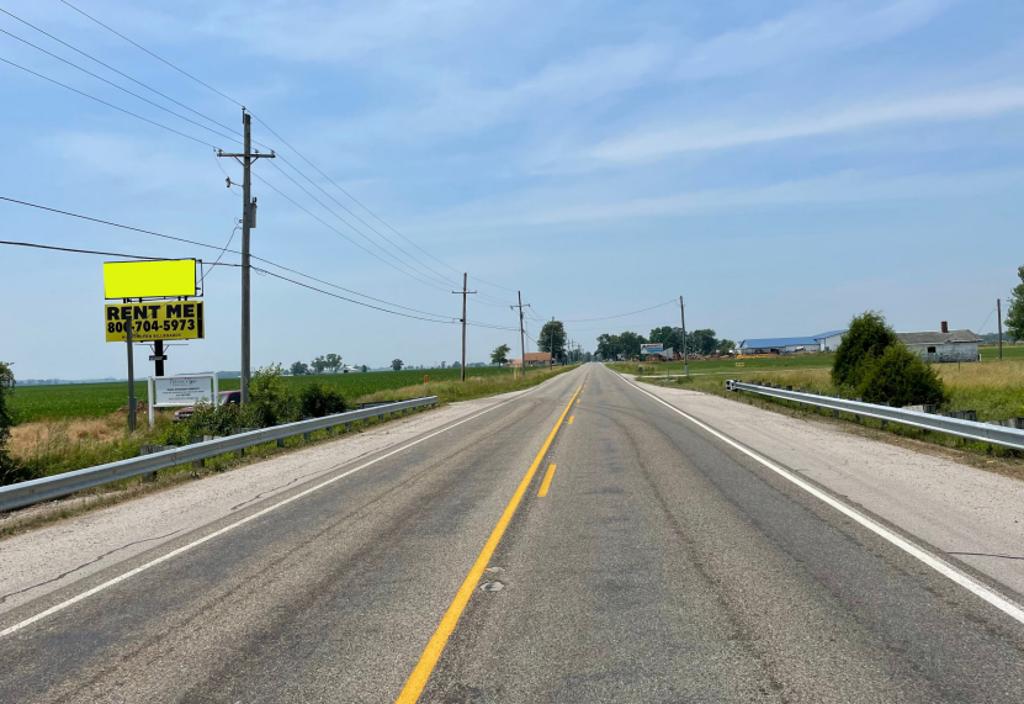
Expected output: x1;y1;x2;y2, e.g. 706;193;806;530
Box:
253;167;453;294
273;152;459;289
562;299;677;323
49;0;518;299
0;55;221;149
0;238;221;262
0;26;239;144
0;195;452;320
0;10;241;140
57;0;244;108
0;194;524;333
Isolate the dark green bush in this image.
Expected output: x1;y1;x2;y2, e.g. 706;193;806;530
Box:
299;383;347;418
857;344;947;407
0;361;25;484
832;312;898;388
248;364;299;427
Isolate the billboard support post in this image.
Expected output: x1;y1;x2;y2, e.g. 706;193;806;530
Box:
154;340;165;377
125;306;136;433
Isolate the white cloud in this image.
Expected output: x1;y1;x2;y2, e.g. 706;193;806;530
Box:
197;0;495;63
677;0;952;80
415;167;1024;231
588;84;1024;163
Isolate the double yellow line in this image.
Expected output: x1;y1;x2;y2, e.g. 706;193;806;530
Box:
394;384;583;703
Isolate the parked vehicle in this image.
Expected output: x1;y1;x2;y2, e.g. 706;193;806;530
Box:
173;390;241;422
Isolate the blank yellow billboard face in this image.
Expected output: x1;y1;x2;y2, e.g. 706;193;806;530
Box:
103;259;197;299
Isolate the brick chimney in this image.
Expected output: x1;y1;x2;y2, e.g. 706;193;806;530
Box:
941;321;949;333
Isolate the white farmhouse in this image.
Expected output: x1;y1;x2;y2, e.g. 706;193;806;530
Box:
896;322;981;363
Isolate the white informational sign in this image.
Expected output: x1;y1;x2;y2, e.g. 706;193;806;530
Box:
147;374;219;428
640;343;665;355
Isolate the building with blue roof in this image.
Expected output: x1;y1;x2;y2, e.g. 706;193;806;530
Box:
738;330;846;355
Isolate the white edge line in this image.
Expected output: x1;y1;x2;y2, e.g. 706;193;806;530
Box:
0;375;569;639
615;370;1024;626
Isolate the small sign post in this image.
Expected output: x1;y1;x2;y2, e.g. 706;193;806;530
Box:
147;374;219;428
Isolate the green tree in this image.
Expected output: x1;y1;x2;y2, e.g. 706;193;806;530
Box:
391;358;404;371
857;344;947;407
324;353;343;373
290;361;310;376
687;328;718;356
310;355;328;374
491;344;511;365
596;333;621;360
1006;265;1024;341
648;326;682;353
360;364;369;373
716;339;736;355
616;331;648;359
538;320;567;363
832;312;898;389
0;361;17;481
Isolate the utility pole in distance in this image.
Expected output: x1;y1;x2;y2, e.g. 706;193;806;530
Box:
679;295;688;377
218;108;275;404
997;298;1004;360
452;272;477;381
511;291;530;377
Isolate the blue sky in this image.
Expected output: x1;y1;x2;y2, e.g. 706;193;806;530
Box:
2;0;1022;378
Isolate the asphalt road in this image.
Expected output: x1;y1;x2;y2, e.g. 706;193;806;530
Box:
2;363;1024;703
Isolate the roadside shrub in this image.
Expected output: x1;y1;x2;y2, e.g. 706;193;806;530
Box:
832;311;899;388
249;364;299;427
0;361;28;484
299;383;347;418
857;344;948;407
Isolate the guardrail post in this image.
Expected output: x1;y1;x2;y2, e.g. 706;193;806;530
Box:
276;439;285;448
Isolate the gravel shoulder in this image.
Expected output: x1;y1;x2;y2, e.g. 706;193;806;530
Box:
0;388;532;617
628;376;1024;598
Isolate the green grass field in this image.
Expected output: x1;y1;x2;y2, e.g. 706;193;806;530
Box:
8;366;517;424
980;343;1024;361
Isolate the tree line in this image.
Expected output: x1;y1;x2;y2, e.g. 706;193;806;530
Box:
595;327;735;360
289;354;370;376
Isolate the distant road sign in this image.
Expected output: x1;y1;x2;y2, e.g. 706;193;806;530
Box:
105;301;204;342
103;259;198;299
640;343;665;355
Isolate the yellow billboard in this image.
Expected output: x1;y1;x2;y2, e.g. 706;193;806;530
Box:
103;259;198;299
104;301;204;342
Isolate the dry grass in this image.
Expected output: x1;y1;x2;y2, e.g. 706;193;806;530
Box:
10;415;127;458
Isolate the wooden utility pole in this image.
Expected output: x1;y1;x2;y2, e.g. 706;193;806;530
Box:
452;272;477;381
679;295;689;377
511;291;530;377
998;298;1004;360
217;108;274;403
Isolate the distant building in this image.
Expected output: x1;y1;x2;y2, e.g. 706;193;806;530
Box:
897;322;981;363
738;329;847;355
511;352;552;367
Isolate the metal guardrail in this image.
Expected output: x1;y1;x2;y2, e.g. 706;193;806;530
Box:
726;381;1024;451
0;396;438;513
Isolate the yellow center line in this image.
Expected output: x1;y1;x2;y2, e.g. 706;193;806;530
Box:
394;384;583;703
537;463;558;497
